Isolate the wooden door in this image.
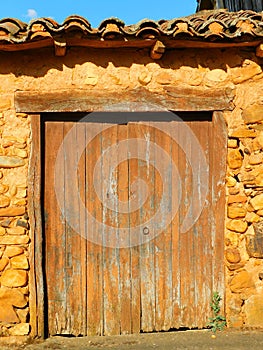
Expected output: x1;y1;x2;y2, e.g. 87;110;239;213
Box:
44;112;226;336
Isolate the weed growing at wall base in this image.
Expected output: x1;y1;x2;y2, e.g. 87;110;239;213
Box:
207;291;226;334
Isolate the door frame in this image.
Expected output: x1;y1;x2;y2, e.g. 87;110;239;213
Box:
15;88;231;338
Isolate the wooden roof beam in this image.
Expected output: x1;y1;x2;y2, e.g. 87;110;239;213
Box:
54;38;67;56
150;40;166;60
256;43;263;58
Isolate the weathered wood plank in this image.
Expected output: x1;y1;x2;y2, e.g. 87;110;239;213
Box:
139;123;156;332
28;114;45;338
128;124;141;334
102;125;121;336
117;124;132;334
45;122;67;335
86;124;104;336
154;124;173;331
15;86;235;113
63;122;83;335
171;120;181;329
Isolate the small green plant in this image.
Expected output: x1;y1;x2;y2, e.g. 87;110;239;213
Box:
207;291;226;334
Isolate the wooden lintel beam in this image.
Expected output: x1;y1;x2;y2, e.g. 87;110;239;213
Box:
15;86;235;113
150;40;166;60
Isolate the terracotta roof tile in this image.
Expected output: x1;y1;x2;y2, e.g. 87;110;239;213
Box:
0;10;262;50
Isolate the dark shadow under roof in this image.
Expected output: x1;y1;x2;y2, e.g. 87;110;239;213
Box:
0;10;263;52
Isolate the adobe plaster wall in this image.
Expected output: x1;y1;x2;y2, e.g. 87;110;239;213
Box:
0;46;262;335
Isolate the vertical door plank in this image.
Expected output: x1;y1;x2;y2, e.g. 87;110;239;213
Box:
63;122;83;335
154;124;173;331
86;123;104;335
76;122;88;336
45;122;67;335
128;123;141;333
118;124;132;334
170;120;181;329
102;125;121;335
178;120;195;328
138;122;156;332
191;120;212;328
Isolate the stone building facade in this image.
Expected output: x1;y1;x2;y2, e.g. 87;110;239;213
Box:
0;10;263;337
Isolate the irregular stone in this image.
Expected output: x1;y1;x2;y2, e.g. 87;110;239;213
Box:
246;212;261;223
12;198;27;206
7;227;26;235
252;134;263;151
225;231;239;247
227;206;247;219
0;257;9;271
11;254;29;270
4;246;24;258
226;176;237;187
228;315;243;328
16;113;28;119
0;97;11;110
0;195;10;208
249;153;263;165
0;269;28;287
16;219;29;229
227;262;246;271
250;194;263;210
138;71;152;86
228;195;247;204
16;308;29;323
230;128;258;138
0;184;9;194
0;219;12;227
176;67;204;86
226;219;248;233
228;139;238;148
0;226;6;235
0;287;27;308
205;69;228;85
230;59;262;84
155;71;174;85
0;235;29;245
229;270;254;293
18;286;29;295
228;294;243;314
257;209;263;216
246;233;263;258
244;295;263;327
85;75;98;86
0;156;25;168
16;188;27;198
0;206;25;217
225;248;241;263
229;187;240;195
0;301;19;323
8;323;30;336
227;149;243;169
243;104;263;124
11;148;28;159
9;186;17;197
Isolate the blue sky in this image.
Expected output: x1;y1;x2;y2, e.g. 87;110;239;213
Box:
0;1;197;27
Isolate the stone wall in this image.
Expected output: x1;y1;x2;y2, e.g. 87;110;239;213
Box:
0;46;262;335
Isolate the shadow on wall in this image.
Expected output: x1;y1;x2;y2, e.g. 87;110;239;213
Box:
0;46;261;79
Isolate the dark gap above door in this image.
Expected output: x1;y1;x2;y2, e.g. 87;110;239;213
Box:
42;112;212;124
